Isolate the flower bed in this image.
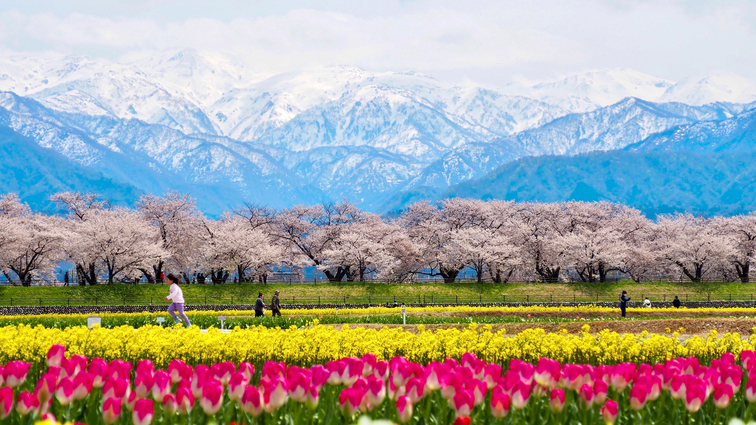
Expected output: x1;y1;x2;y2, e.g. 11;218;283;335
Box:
4;345;756;424
0;324;752;368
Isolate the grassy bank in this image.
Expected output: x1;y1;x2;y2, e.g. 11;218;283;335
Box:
0;281;755;306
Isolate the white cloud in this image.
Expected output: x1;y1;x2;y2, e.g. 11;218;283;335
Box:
0;0;755;85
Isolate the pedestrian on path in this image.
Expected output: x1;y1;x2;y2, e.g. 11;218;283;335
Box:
165;274;191;327
63;271;69;287
271;290;282;317
620;291;631;318
255;292;265;318
673;296;681;308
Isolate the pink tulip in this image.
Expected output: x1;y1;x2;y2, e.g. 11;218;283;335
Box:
388;376;406;401
390;357;412;387
366;375;386;406
440;370;463;400
200;379;224;415
721;367;742;391
136;359;155;377
396;395;413;424
229;372;250;402
518;362;535;385
635;375;661;401
87;358;109;388
241;386;264;417
135;372;154;398
593;379;609;406
103;378;129;401
534;358;560;388
451;389;474;417
342;358;364;387
484;364;502;390
212;362;236;385
550;388;565;413
4;361;31;387
326;360;346;385
168;360;191;384
742;350;756;372
70;354;88;370
102;397;122;424
362;353;377;377
163;394;178;415
629;384;647;411
55;377;75;406
713;383;733;409
721;352;735;365
373;361;389;380
0;387;11;420
152;370;172;402
34;373;57;404
72;371;93;400
261;376;289;413
16;391;39;416
176;386;195;415
685;382;706;413
238;362;255;382
424;362;447;391
462;353;479;369
491;387;511;418
406;377;426;403
262;361;286;380
670;375;686;400
464;379;487;406
109;360;132;381
60;358;80;379
511;380;531;409
610;363;636;392
306;386;320;410
579;383;594;410
133;399;154;425
126;391;138;411
602;399;618;425
747;377;756;402
339;388;364;416
192;365;211;398
46;344;66;367
310;364;329;391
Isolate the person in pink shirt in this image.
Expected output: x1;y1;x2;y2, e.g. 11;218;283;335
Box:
164;274;191;327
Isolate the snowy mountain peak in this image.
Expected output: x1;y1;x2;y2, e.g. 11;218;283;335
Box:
660;71;756;106
522;68;674;112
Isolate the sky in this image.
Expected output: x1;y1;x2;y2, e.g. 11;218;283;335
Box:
1;0;755;87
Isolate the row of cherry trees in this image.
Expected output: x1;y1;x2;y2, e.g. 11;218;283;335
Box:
0;192;754;286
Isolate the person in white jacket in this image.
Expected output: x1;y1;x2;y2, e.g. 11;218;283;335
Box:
164;274;191;327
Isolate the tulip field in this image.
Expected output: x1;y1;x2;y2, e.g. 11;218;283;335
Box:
2;304;756;424
2;344;756;425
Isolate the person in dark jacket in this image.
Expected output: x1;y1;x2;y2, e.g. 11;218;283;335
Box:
254;292;265;317
620;291;631;318
63;271;69;287
673;296;681;308
271;290;282;317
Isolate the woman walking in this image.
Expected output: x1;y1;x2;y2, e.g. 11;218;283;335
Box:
255;292;266;318
165;274;191;327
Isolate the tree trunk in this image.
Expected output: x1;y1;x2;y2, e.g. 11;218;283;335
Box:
736;262;750;283
139;269;155;283
439;267;460;284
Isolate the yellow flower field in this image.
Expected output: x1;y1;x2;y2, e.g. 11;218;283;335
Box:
0;322;752;368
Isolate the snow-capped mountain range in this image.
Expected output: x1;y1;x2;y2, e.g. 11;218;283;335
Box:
2;48;756;214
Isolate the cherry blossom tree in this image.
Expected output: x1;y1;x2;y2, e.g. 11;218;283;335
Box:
51;192;110;285
656;213;734;282
714;214;756;282
276;202;362;282
136;192;205;283
202;214;283;283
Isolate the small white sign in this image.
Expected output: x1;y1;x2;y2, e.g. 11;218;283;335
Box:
87;316;101;329
402;307;406;325
156;317;165;324
218;316;227;321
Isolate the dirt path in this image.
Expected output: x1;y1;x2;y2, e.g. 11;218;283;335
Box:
328;318;756;338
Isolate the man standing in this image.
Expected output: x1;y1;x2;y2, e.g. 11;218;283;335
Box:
271;290;282;317
620;291;631;318
254;292;265;318
63;271;69;287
